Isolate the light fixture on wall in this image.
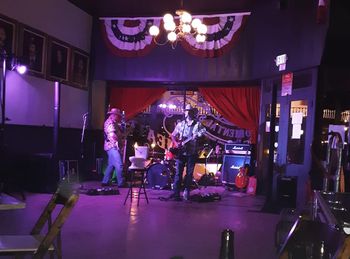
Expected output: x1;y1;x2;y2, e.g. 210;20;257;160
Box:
149;8;207;48
0;49;27;148
10;57;27;75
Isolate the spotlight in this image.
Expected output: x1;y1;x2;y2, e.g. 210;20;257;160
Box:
11;57;27;75
15;65;27;75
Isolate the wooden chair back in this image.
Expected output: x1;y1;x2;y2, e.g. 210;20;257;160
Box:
31;182;79;258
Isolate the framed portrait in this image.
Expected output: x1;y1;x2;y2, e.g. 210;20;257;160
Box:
0;14;17;63
47;38;70;82
18;25;46;77
70;49;89;89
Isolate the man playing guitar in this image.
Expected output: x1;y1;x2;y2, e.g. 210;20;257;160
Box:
169;104;205;201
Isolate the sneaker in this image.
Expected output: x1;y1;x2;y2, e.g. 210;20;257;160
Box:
101;182;111;187
183;189;190;201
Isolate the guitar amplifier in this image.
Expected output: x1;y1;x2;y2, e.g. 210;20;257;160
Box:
222;154;251;184
224;144;251;155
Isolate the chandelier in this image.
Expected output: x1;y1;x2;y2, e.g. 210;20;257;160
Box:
149;10;207;48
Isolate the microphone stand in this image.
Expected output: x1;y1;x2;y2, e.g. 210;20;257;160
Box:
81;113;88;148
79;113;88;190
204;148;213;188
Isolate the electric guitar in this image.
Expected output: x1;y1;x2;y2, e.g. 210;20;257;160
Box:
170;128;205;157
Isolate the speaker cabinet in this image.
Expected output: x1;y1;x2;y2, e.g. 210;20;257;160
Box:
222;155;250;184
277;176;297;208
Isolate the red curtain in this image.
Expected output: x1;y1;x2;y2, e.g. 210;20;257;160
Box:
199;87;261;143
109;87;166;119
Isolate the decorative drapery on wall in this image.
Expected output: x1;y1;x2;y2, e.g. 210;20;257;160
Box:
180;15;248;58
198;87;261;143
101;12;250;58
102;19;161;57
109;87;166;119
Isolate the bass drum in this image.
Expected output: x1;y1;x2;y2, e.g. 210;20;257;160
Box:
146;163;171;189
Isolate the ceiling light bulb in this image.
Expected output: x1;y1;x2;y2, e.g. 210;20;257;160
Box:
197;24;207;34
182;24;191;33
164;21;176;31
196;34;206;43
163;13;174;23
149;25;160;36
191;18;201;29
167;31;177;42
181;12;192;23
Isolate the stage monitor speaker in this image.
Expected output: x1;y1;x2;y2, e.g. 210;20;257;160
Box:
222;155;250;185
277;176;297;208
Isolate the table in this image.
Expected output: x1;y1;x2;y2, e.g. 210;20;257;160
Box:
0;193;26;210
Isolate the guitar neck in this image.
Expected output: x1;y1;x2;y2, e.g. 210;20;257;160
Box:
181;129;205;146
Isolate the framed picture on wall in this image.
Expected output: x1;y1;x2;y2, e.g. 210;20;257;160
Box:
70;49;89;89
47;38;70;82
18;25;46;77
0;14;17;57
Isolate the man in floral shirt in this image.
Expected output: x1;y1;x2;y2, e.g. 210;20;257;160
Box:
101;108;125;187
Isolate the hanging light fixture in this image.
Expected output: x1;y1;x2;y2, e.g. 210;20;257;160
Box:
149;9;207;48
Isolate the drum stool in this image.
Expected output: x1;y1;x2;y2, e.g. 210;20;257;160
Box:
123;167;149;206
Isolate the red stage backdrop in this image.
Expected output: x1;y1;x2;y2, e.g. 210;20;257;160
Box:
199;87;260;143
109;87;166;119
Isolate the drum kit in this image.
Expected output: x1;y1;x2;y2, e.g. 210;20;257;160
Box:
145;146;223;190
145;150;176;190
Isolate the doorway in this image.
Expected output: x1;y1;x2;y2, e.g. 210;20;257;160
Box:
258;69;317;208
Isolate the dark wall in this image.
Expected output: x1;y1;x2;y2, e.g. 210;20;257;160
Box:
1;125;103;192
92;0;327;83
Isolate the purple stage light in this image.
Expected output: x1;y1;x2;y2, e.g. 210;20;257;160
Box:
16;65;27;75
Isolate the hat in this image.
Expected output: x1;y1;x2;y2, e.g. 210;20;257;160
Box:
107;108;121;116
184;104;195;111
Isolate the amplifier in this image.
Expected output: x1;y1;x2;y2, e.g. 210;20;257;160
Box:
224;144;251;155
222;154;251;184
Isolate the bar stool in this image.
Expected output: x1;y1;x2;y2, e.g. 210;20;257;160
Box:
123;166;149;206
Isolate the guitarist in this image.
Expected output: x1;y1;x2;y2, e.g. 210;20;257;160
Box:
169;104;205;201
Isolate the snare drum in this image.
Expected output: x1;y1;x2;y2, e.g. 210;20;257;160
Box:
146;163;170;189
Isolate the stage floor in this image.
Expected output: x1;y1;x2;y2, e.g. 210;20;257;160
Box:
0;182;281;259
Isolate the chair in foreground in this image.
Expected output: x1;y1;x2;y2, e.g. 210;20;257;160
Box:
278;217;345;258
0;182;79;258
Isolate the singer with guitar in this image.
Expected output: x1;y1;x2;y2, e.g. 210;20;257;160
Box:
168;104;205;201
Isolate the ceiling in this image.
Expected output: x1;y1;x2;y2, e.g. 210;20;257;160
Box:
68;0;255;18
